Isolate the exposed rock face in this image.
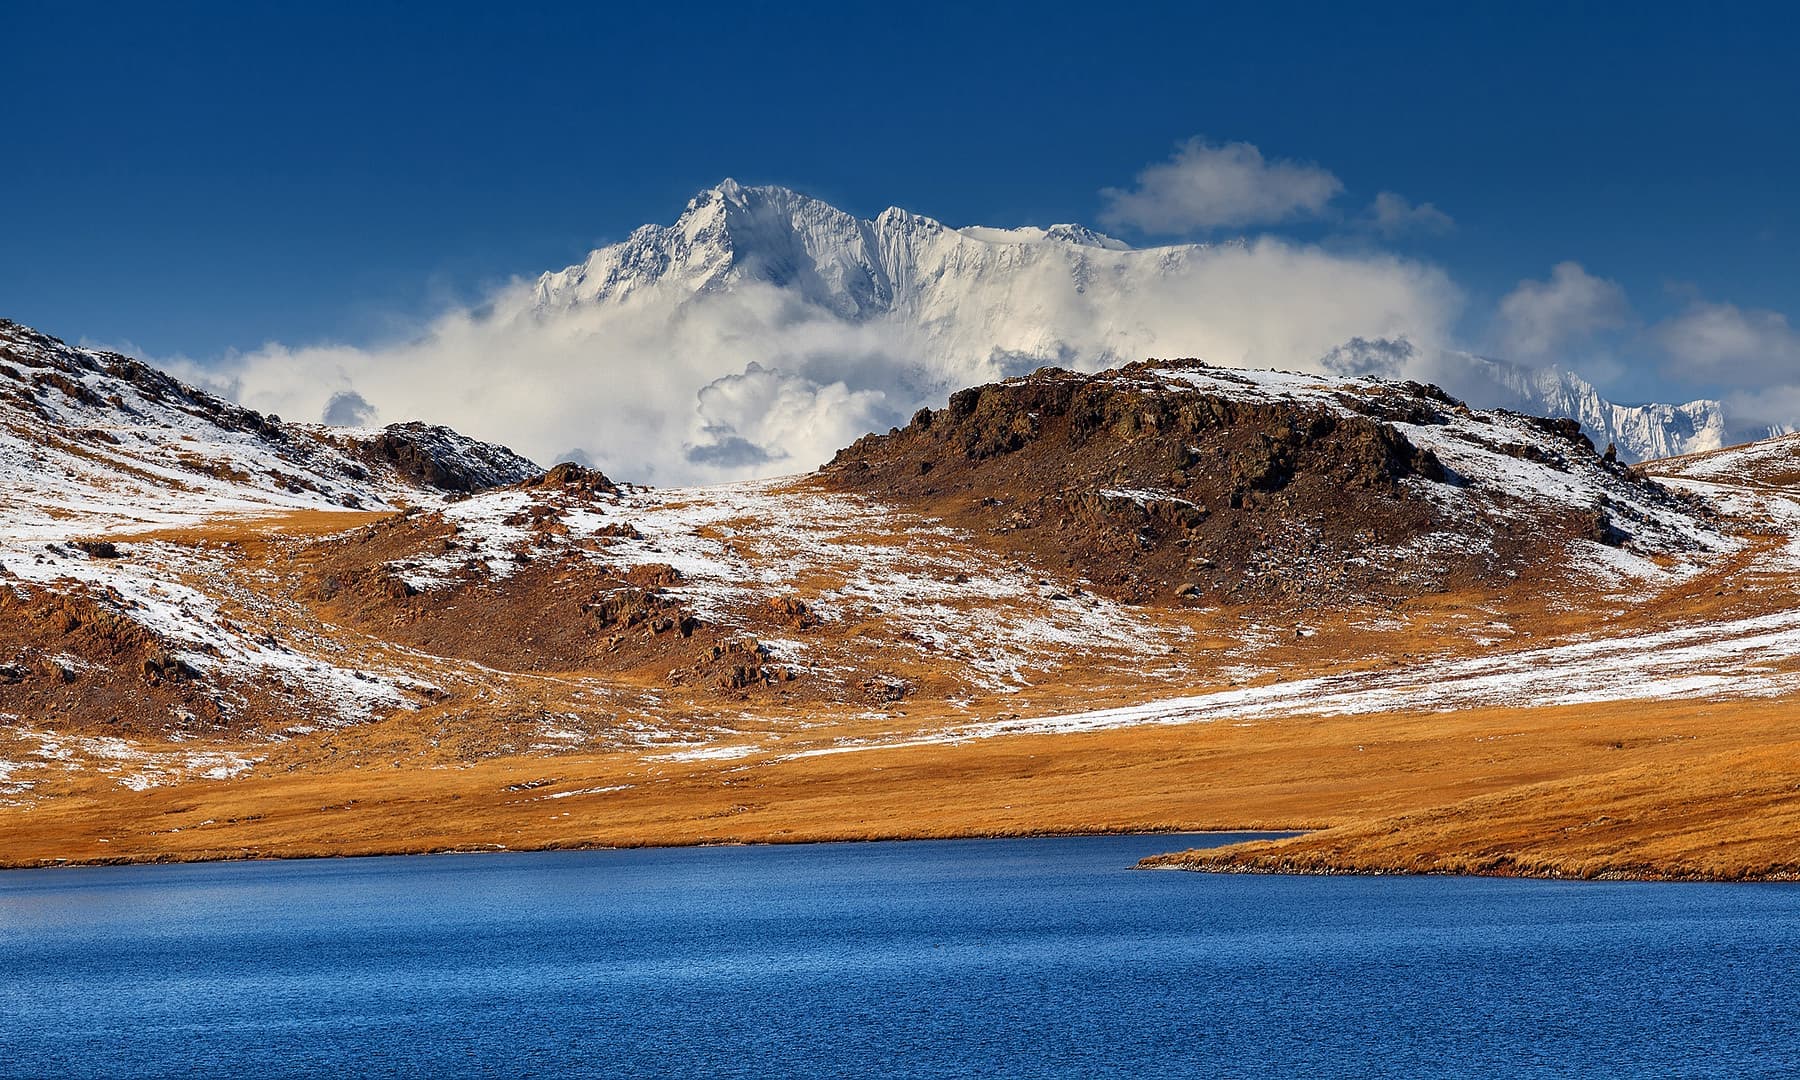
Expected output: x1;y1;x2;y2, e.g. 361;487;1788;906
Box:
519;462;621;496
349;422;540;494
583;586;699;641
823;360;1714;606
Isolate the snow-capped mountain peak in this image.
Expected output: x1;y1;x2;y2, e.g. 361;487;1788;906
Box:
531;180;1153;322
535;180;888;317
519;181;1740;471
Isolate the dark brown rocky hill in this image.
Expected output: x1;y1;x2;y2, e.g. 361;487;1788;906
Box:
821;360;1716;606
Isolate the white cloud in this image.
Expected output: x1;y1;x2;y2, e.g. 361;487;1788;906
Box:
1654;301;1800;432
1114;236;1460;367
1655;301;1800;384
1368;191;1454;236
200;281;910;485
1496;261;1630;359
192;237;1461;485
1099;138;1343;233
1725;384;1800;434
1318;336;1418;378
689;362;888;469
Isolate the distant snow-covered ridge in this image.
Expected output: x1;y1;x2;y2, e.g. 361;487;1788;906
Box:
0;319;538;537
531;179;1733;464
1442;355;1732;462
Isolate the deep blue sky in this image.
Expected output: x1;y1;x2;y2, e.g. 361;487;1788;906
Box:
4;1;1796;399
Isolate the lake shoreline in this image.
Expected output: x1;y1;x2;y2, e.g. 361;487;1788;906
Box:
14;823;1800;883
1139;851;1800;883
0;824;1307;874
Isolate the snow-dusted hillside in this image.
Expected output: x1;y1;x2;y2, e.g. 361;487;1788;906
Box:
1650;432;1800;575
531;180;1730;465
0;320;539;537
0;318;544;740
1149;363;1725;561
825;358;1735;607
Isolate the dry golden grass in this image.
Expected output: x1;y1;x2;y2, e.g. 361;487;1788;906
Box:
6;693;1796;879
1144;723;1800;881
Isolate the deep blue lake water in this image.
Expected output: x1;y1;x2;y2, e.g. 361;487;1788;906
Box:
2;833;1798;1078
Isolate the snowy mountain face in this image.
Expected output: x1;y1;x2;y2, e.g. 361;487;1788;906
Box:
524;180;1729;470
1429;354;1729;463
534;179;1141;323
0;320;539;537
531;178;1204;401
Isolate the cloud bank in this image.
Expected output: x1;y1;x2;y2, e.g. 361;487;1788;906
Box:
194;237;1461;485
1656;300;1800;431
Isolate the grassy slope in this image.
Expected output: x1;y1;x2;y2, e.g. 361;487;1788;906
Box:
7;694;1796;879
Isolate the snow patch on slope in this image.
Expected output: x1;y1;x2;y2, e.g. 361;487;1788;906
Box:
0;320;533;538
392;476;1191;692
1148;363;1735;585
1;541;413;724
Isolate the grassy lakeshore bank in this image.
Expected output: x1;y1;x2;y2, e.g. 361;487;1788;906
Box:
6;695;1796;882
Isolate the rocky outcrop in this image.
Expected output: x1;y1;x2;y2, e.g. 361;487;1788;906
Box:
671;638;801;694
822;360;1710;607
518;462;620;496
349;422;540;494
584;587;700;642
824;363;1451;604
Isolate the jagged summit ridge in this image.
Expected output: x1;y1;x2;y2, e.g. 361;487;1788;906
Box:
529;181;1735;464
531;179;1163;324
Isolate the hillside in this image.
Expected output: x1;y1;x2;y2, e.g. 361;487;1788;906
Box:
0;319;538;536
0;320;539;737
1142;432;1800;879
2;321;1798;879
823;360;1720;604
